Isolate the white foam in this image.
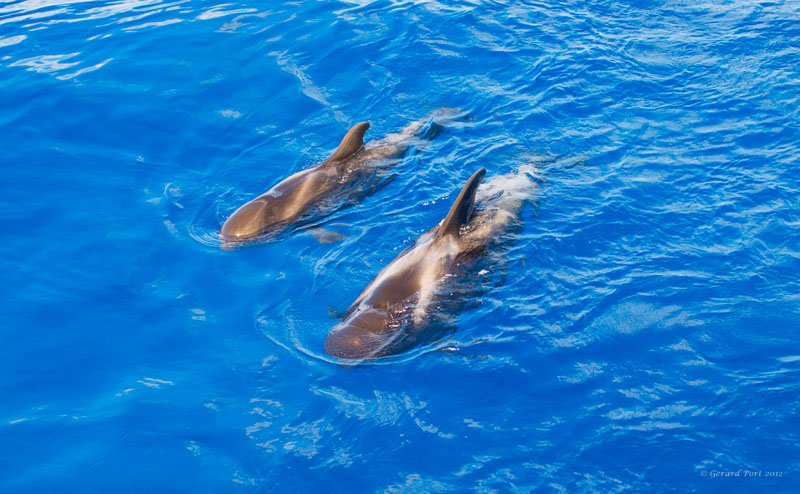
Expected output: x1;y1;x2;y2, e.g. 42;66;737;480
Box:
476;163;541;208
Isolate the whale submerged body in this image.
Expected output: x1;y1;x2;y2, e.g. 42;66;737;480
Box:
220;112;453;244
325;166;539;360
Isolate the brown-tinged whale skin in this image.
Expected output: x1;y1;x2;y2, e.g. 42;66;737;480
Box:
220;122;370;241
220;113;449;244
325;164;540;361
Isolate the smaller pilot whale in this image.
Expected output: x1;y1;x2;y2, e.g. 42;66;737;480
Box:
325;165;540;360
220;112;453;243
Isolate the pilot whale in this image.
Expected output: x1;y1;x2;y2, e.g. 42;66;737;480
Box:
325;165;539;360
220;113;452;242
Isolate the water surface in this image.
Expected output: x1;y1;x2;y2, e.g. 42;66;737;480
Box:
2;0;799;492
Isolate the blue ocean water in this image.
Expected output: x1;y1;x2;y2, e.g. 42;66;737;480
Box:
2;0;800;491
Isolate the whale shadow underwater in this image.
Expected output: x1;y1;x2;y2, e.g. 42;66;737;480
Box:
325;165;541;362
219;110;461;248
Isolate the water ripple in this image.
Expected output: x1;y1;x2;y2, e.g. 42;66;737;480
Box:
3;0;800;491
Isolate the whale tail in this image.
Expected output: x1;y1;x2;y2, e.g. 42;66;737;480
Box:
437;168;487;240
327;122;370;162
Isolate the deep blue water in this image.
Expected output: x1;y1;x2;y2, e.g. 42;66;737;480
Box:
2;0;800;492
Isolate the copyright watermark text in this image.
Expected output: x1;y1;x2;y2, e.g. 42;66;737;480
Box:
699;469;784;479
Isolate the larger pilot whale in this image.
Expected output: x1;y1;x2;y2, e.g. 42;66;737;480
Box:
325;165;540;360
220;112;454;242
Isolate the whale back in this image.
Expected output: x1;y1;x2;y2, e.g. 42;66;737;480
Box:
326;122;370;162
437;168;487;240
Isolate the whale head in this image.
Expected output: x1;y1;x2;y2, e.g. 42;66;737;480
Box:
219;197;285;241
325;308;394;360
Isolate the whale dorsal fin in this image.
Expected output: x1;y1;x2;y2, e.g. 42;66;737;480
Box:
437;168;486;240
327;122;370;162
